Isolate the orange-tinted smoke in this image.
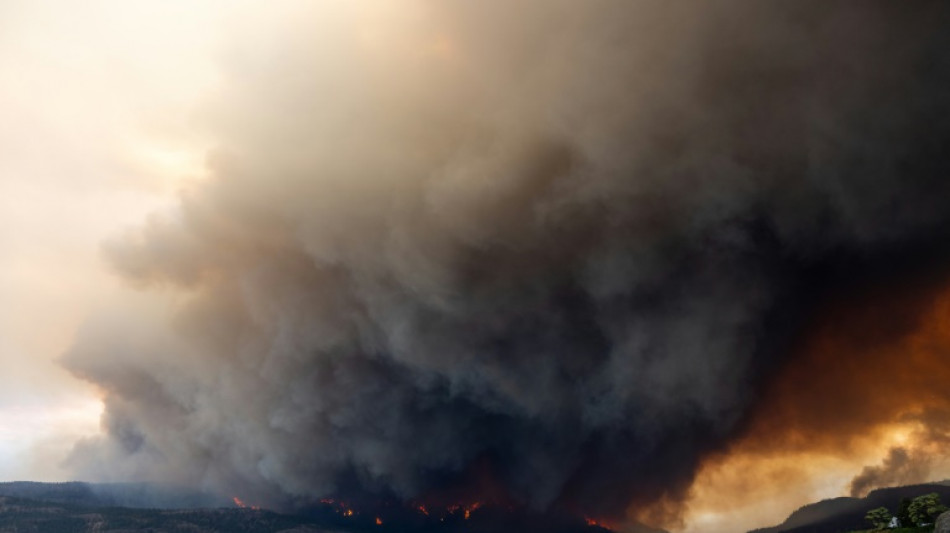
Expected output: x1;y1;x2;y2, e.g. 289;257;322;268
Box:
743;274;950;455
678;273;950;531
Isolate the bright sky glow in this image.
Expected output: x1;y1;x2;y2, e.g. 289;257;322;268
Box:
0;0;226;480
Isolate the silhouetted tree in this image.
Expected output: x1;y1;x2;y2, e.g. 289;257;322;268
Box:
865;506;892;531
897;497;912;527
908;493;948;526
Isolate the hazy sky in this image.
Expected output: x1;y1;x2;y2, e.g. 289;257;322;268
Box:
3;3;950;533
0;0;224;478
0;0;404;486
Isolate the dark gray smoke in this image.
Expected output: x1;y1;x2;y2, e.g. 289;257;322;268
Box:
849;410;950;497
849;448;932;498
61;0;950;525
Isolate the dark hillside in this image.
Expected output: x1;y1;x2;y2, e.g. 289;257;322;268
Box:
0;482;632;533
0;494;329;533
751;482;950;533
0;481;226;509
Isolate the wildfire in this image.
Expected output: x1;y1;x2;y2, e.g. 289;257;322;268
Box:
446;501;482;519
464;502;481;519
305;498;608;530
316;497;493;525
232;496;260;510
319;498;359;519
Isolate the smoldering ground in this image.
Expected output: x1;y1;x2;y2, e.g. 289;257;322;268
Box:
59;1;950;528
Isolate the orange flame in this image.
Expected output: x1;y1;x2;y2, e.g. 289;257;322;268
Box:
417;504;429;516
463;501;482;519
232;496;260;510
344;509;354;517
586;517;599;527
376;517;383;525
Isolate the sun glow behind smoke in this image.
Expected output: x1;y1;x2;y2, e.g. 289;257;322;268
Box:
0;0;230;480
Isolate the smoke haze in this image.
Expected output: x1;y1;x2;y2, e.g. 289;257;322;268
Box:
51;1;950;530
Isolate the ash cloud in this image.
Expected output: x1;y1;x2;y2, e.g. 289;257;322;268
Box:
61;0;950;525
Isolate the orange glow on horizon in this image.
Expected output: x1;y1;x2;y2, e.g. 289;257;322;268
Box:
679;277;950;533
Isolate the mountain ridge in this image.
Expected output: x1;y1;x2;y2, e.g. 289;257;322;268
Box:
751;481;950;533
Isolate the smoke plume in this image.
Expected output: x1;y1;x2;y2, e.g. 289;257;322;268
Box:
850;448;932;498
60;0;950;527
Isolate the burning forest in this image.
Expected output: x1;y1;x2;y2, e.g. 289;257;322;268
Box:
29;1;950;532
303;497;610;533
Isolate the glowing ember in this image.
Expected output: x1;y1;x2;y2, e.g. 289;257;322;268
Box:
319;497;353;515
464;502;482;519
444;501;483;520
307;499;601;530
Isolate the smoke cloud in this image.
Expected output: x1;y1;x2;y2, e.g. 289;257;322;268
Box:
850;448;931;498
60;0;950;528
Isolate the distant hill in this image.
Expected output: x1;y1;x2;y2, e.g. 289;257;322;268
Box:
751;481;950;533
0;493;334;533
0;481;228;509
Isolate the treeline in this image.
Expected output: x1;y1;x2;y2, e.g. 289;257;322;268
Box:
865;493;948;530
0;494;321;533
